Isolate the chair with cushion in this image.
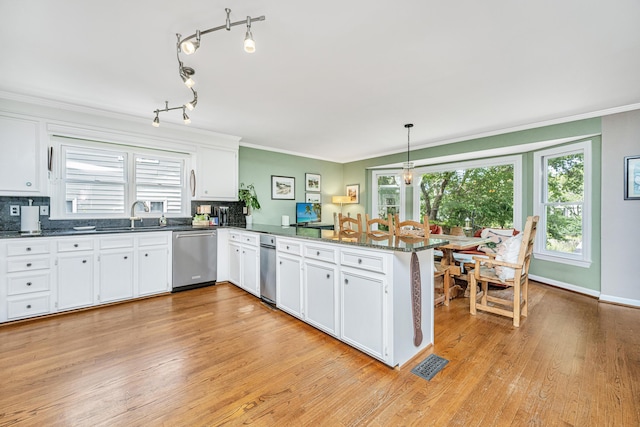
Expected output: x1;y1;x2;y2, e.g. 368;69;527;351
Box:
469;215;539;327
365;214;393;237
338;213;362;236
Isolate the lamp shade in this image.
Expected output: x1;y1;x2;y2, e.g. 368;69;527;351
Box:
332;196;352;204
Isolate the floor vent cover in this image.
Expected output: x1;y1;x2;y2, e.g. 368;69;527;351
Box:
411;354;449;381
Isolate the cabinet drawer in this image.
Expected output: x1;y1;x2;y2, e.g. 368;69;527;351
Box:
7;257;50;273
57;239;94;252
242;232;259;246
7;240;50;257
7;272;50;295
304;244;337;264
7;295;50;319
341;249;387;274
99;236;134;250
277;239;302;256
138;232;169;247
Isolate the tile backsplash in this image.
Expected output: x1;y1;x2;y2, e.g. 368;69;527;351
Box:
0;196;247;231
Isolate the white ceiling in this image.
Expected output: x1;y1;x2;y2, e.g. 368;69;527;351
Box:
1;1;640;163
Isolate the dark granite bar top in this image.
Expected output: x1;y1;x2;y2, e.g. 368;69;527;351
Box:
0;223;448;253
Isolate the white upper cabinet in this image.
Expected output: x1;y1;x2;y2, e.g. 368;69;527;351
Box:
192;145;238;201
0;115;43;195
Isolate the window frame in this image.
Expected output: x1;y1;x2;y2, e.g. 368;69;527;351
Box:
371;170;407;222
50;136;190;219
411;155;523;230
533;140;592;267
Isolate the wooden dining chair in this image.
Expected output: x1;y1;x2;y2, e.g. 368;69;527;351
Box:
393;214;430;238
469;215;539;326
338;213;362;235
394;215;452;306
365;214;393;237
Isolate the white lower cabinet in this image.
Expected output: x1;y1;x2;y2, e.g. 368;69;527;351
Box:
340;269;387;361
303;260;339;337
0;231;172;323
99;250;134;303
138;247;169;296
57;253;94;311
276;253;303;319
2;238;52;321
227;231;260;296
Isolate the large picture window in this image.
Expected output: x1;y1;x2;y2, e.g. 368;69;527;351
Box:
533;141;592;267
412;156;522;232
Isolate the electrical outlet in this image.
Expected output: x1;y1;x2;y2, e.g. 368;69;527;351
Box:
10;205;20;216
40;205;49;216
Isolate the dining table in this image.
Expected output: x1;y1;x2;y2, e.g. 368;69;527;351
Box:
432;234;491;278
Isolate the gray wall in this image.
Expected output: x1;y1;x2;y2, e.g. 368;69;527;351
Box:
601;110;640;305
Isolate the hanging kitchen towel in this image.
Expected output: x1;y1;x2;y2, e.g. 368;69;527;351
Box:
411;252;423;346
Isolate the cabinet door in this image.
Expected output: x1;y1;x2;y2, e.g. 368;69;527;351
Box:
304;261;338;336
276;254;303;319
57;254;94;310
0;116;40;194
241;245;260;296
229;242;241;286
99;251;134;303
138;247;169;296
341;270;386;360
195;146;238;200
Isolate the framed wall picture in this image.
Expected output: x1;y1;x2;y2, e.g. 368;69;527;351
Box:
306;192;321;203
346;184;359;204
305;173;321;192
624;155;640;200
271;175;295;200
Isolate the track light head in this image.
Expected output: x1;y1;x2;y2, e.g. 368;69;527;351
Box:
182;107;191;124
244;17;255;53
152;112;160;127
180;30;201;55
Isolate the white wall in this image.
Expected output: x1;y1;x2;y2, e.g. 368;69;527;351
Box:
601;110;640;306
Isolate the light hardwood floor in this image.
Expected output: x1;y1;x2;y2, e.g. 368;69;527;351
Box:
1;281;638;426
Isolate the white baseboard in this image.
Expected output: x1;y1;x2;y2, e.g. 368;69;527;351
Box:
529;274;640;308
528;274;600;298
599;294;640;308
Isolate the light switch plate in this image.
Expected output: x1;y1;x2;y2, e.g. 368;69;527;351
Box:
10;205;20;216
40;205;49;216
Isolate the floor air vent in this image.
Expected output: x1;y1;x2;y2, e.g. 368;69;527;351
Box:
411;354;449;381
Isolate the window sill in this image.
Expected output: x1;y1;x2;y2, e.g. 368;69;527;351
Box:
533;252;592;268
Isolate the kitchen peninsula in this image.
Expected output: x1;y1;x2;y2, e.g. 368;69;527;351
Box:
220;223;448;367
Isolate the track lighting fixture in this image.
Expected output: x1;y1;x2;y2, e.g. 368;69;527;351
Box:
402;123;415;185
152;7;265;127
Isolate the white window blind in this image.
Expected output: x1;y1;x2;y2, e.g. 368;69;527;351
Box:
64;147;126;214
135;156;183;214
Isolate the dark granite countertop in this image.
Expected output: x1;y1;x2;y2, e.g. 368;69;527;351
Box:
0;223;447;252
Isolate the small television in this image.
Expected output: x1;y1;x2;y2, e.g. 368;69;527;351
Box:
296;202;321;225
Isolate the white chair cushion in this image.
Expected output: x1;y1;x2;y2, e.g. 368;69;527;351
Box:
494;234;522;280
477;228;515;255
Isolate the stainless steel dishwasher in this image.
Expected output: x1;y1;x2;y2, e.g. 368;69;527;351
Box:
259;234;277;305
172;229;217;292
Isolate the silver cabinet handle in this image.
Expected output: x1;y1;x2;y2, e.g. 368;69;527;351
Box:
190;169;196;197
74;243;79;247
358;258;362;264
26;304;32;309
326;274;330;279
82;260;87;263
26;263;32;267
317;251;320;256
26;282;32;286
345;278;349;284
26;247;32;252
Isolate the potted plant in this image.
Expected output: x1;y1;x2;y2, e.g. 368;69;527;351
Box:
238;183;261;225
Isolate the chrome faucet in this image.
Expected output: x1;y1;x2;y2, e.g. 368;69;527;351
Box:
130;200;150;228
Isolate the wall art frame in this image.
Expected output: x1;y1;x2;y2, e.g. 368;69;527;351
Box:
305;173;321;192
624;155;640;200
271;175;295;200
346;184;359;204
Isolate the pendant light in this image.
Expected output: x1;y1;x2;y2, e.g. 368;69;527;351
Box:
402;123;414;185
